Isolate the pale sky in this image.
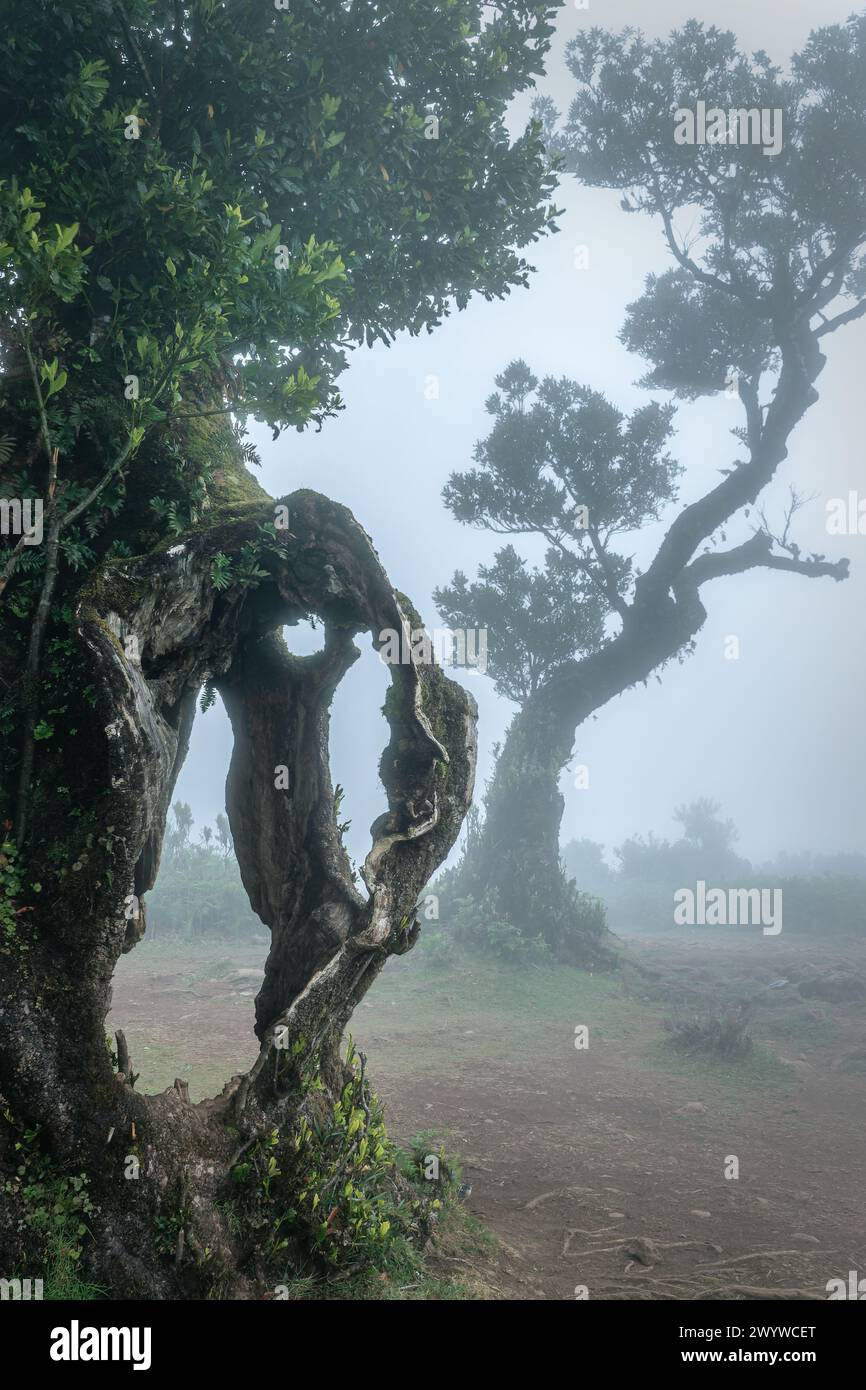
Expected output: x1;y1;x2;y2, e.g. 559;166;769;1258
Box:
172;0;866;872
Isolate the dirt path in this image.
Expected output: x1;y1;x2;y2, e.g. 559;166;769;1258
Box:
370;1034;866;1299
110;933;866;1300
364;935;866;1299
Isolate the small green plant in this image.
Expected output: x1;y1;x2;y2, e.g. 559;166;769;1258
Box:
210;552;234;591
662;1010;753;1059
333;784;351;839
209;540;272;594
399;1132;461;1200
0;832;37;950
229;1041;437;1282
420;928;457;968
153;1210;184;1256
449;895;552;963
0;833;23;944
153;1186;193;1257
199;679;218;714
1;1107;101;1297
291;1042;412;1268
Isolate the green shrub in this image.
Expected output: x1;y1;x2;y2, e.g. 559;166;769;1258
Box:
229;1041;439;1281
443;894;550;962
0;1105;104;1298
662;1010;753;1059
419;928;458;968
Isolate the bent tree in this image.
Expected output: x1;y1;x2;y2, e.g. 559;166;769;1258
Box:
0;1;559;1295
436;362;680;963
438;17;866;963
4;490;478;1297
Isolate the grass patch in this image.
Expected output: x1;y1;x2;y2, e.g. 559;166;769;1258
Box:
648;1034;794;1092
757;1003;835;1047
42;1248;107;1301
353;941;659;1075
277;1201;500;1301
111;934;802;1132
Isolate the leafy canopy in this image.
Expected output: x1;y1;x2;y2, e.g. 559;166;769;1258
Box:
447;18;866;712
539;16;866;396
436;359;678;702
435;544;604;704
0;0;561;468
0;0;563;841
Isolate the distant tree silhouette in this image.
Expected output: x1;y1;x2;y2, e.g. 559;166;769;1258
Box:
439;17;865;961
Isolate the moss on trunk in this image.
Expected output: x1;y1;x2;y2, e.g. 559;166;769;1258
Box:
0;482;476;1298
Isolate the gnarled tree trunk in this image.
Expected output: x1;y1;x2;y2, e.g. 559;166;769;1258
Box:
454;326;848;961
454;588;711;966
0;489;476;1298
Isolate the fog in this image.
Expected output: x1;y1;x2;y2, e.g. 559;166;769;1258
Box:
172;0;866;871
10;0;866;1326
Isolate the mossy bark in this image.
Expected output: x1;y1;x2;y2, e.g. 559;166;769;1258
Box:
0;486;476;1297
453;592;714;967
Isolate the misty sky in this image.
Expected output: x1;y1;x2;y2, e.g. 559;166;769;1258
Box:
171;0;866;873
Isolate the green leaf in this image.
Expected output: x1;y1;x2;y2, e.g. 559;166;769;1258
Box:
55;222;79;251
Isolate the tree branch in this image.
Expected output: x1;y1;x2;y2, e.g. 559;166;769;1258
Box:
683;530;848;587
815;298;866;338
635;327;825;607
59;436;135;534
797;232;865;313
112;0;158;105
646;169;764;314
586;522;629;620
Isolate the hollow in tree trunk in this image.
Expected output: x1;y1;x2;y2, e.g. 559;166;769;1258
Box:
0;489;476;1298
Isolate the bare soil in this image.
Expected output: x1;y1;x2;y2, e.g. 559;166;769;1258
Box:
110;929;866;1300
